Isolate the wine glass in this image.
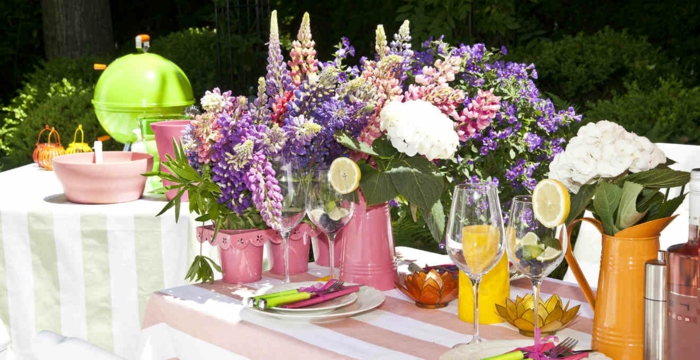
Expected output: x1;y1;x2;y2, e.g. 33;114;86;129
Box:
274;156;307;283
305;169;355;280
445;182;505;346
505;195;567;339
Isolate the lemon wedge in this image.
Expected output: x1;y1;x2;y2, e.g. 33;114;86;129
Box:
532;179;570;228
328;157;361;194
520;232;540;246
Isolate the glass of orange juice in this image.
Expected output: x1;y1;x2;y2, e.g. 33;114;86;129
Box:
445;183;505;346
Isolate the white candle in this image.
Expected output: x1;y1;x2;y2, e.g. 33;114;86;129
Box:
94;140;103;164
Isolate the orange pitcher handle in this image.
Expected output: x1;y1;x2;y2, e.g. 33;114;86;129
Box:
565;217;604;311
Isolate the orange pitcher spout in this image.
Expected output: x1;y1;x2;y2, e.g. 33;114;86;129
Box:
565;218;602;311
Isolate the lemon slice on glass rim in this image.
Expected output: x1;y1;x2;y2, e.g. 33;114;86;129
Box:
532;179;570;228
328;157;361;194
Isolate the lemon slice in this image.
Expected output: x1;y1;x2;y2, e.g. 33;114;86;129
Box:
520;232;539;246
328;207;349;221
532;179;570;228
328;157;361;194
536;247;563;262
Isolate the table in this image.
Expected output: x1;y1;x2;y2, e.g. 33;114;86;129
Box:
0;164;218;359
138;247;594;360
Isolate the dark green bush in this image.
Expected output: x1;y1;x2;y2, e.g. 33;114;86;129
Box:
586;78;700;145
152;28;219;100
516;28;681;109
1;79;119;169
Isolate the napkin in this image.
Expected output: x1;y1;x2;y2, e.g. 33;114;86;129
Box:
279;285;361;309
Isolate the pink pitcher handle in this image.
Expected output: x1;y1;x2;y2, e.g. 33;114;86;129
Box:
565;217;603;311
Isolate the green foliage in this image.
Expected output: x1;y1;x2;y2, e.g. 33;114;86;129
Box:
517;28;680;108
571;168;690;236
586;78;700;145
1;79;119;169
337;132;446;241
152;28;219;100
0;0;42;104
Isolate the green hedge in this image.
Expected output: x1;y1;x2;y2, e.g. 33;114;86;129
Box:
586;78;700;145
516;27;680;109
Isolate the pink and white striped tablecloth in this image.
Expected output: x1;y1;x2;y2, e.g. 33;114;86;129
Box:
137;249;594;360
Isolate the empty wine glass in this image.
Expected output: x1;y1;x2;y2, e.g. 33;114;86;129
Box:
505;195;568;339
306;169;355;280
274;156;307;283
445;182;505;346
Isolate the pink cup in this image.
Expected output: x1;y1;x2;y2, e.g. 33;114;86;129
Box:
197;226;273;284
267;223;313;275
151;120;191;201
338;193;398;290
312;231;344;267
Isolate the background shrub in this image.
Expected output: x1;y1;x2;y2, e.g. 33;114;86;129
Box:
2;79;120;169
515;28;681;109
152;28;219;100
586;78;700;145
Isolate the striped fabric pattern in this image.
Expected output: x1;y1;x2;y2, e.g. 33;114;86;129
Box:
138;260;595;360
0;165;218;359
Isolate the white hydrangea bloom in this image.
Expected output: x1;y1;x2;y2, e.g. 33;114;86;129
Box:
380;100;459;160
548;120;667;193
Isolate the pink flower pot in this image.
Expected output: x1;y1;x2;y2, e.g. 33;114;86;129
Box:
197;226;275;284
267;223;314;275
312;231;344;267
338;193;398;290
151;120;191;201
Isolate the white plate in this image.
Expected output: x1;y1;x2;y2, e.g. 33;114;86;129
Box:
246;284;384;323
255;281;358;314
439;340;611;360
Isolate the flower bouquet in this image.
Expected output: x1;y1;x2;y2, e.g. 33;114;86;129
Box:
549;120;690;234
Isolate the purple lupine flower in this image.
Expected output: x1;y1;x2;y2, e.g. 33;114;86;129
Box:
501;46;508;55
266;12;293;101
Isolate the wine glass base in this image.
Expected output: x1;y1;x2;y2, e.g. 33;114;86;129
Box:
451;336;484;349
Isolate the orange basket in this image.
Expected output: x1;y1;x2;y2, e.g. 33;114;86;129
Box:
32;125;51;164
37;127;66;171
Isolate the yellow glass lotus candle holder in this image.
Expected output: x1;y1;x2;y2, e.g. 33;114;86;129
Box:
495;293;580;336
395;269;458;309
65;125;93;154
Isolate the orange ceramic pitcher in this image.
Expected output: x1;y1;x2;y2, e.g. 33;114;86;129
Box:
565;216;676;360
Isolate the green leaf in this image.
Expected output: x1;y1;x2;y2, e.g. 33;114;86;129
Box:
648;194;686;221
335;131;378;156
421;200;445;242
371;136;399;158
387;156;444;211
359;163;399;206
616;181;648;230
637;189;663;212
593;182;622;235
565;183;596;225
623;168;690;189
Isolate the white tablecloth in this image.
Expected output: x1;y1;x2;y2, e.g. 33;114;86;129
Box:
0;164;217;359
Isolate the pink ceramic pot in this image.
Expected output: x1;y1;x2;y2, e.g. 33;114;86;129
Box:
338;193;398;290
53;152;153;204
268;223;314;275
312;231;344;267
151;120;191;201
197;226;274;284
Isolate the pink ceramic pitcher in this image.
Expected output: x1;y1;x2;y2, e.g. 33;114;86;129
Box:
151;120;191;201
338;193;398;290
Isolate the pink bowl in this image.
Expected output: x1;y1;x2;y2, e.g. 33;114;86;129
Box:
53;152;154;204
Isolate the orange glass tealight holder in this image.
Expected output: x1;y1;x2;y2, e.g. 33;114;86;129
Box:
395;269;458;309
37;127;65;171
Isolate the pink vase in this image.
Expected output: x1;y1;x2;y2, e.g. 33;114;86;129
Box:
197;226;274;284
312;232;344;267
151;120;191;201
267;223;313;275
338;193;398;290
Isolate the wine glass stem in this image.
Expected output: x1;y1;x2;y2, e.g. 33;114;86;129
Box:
472;278;481;341
532;278;542;339
328;233;336;280
282;230;291;283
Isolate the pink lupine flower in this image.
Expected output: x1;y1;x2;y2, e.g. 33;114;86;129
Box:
288;13;318;86
456;89;501;141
